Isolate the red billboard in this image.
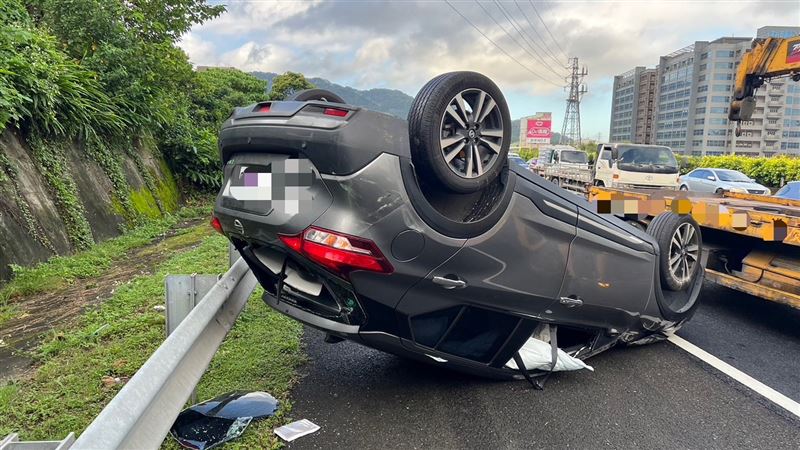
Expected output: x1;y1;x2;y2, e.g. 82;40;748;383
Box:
525;112;552;144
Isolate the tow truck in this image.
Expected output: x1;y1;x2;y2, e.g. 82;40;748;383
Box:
587;36;800;309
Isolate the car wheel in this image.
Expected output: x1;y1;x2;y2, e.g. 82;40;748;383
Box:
288;88;345;103
595;180;605;187
714;188;724;194
679;184;688;191
408;72;511;193
647;212;703;292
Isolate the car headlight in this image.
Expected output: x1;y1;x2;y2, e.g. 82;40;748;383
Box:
728;187;747;193
763;188;771;195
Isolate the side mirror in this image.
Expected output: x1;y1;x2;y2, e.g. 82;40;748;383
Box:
707;176;715;181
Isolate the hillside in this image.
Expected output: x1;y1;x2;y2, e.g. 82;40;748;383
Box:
251;72;549;145
251;72;414;119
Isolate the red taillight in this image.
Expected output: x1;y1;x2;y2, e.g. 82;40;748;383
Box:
323;107;348;117
279;227;392;278
210;216;224;235
278;234;302;252
256;103;271;112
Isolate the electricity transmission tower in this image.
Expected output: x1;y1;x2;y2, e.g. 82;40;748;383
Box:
561;57;587;145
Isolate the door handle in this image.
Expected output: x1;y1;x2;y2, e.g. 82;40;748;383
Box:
559;296;583;307
433;275;466;289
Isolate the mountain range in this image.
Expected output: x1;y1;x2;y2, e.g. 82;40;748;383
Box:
250;72;536;144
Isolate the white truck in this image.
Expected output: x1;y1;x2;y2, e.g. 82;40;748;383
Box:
534;143;680;194
533;145;593;194
593;143;680;190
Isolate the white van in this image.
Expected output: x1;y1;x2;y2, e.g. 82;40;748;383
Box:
594;143;680;189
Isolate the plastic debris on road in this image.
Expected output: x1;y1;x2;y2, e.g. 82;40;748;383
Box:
274;419;320;442
505;337;594;372
170;391;279;449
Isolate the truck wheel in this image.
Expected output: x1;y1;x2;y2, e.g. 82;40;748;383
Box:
408;72;511;193
647;212;702;291
288;88;345;103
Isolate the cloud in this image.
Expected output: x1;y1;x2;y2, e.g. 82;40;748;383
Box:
182;0;798;137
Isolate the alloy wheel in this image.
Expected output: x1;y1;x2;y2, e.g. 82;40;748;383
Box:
438;88;504;179
668;222;699;285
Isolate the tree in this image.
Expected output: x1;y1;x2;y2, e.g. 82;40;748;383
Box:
191;68;267;128
268;72;314;101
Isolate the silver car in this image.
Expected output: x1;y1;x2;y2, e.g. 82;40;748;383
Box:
679;168;771;195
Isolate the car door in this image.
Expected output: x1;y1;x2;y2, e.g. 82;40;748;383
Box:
691;169;712;192
594;148;613;185
550;208;656;332
395;176;577;363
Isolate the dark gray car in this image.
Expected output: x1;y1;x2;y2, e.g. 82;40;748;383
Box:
213;72;704;381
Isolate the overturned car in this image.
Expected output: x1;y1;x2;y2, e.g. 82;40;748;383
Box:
212;72;705;382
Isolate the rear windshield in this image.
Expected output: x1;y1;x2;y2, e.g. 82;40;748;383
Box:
617;146;678;174
561;151;588;164
715;169;750;182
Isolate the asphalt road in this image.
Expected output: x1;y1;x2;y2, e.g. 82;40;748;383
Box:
287;282;800;449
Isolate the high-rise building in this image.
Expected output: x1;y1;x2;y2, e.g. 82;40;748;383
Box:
609;66;657;144
612;26;800;156
654;44;695;152
634;68;658;144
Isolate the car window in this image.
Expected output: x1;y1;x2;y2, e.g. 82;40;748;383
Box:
714;169;750;182
775;185;789;196
599;150;611;161
690;170;709;178
616;145;678;168
561;151;588;164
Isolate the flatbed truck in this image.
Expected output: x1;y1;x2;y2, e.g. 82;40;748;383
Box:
589;186;800;309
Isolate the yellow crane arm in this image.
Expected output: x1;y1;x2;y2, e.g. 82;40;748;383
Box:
729;37;800;130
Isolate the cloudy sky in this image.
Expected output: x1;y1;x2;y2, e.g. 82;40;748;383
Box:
181;0;799;140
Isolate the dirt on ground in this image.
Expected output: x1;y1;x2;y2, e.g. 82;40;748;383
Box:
0;218;212;381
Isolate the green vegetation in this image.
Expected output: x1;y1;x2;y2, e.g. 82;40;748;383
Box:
680;154;800;187
28;137;95;250
0;204;209;303
0;231;304;447
267;71;315;101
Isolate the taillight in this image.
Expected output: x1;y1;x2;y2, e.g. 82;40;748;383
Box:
254;103;271;112
323;107;348;117
210;216;224;235
279;227;393;278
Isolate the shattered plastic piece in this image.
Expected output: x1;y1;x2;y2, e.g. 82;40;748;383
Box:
170;391;279;450
505;337;594;372
274;419;320;442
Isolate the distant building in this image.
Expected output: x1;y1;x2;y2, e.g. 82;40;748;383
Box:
756;26;800;39
611;26;800;156
609;66;658;144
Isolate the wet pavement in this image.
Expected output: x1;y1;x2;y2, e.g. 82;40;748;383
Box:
286;281;800;449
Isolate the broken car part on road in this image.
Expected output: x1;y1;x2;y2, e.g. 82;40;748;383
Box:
212;71;706;383
170;391;279;450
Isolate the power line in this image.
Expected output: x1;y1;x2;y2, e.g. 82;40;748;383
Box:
512;0;565;68
492;0;567;76
443;0;564;87
528;0;569;61
473;0;566;81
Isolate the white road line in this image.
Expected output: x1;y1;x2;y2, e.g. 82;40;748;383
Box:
668;334;800;419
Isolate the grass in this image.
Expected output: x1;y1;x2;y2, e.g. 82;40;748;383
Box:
0;231;305;448
0;204;210;304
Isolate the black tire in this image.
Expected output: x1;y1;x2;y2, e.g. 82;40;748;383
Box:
595;180;605;187
714;188;724;194
288;88;345;103
408;72;511;193
647;212;702;292
679;184;688;191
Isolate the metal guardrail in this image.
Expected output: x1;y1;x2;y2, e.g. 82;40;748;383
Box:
64;257;256;449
